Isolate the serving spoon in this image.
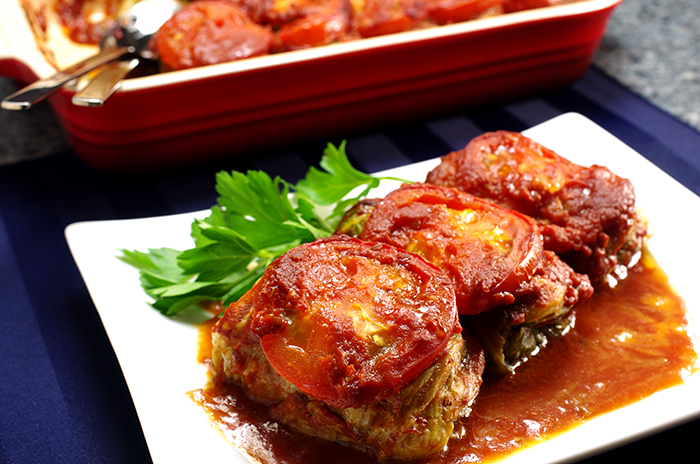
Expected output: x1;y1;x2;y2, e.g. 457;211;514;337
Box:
1;0;181;110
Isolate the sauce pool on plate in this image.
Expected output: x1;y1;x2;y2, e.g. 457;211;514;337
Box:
190;248;697;463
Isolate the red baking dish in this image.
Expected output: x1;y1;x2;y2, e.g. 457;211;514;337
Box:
0;0;622;172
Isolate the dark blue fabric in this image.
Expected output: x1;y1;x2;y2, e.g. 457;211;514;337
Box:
1;66;700;464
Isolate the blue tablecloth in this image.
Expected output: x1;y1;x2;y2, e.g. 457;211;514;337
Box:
1;67;699;464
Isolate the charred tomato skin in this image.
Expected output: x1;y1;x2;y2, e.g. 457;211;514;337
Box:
213;236;461;410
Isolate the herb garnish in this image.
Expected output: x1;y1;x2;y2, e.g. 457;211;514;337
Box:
119;142;409;316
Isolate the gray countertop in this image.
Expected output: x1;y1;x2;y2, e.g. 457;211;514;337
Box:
592;0;700;130
1;0;699;165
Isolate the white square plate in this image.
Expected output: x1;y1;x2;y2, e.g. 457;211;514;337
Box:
65;113;700;463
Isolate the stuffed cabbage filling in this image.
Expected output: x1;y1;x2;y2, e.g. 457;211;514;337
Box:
335;184;593;373
211;236;485;460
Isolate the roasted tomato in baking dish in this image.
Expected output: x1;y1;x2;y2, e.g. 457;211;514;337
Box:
426;0;503;25
155;0;274;70
274;0;353;50
336;183;593;372
212;236;485;460
502;0;571;13
350;0;427;37
231;0;353;50
426;131;648;285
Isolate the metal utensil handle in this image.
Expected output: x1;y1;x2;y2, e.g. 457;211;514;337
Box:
72;58;140;107
1;46;131;110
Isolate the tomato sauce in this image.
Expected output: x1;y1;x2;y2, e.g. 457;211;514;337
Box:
190;248;698;463
54;0;121;44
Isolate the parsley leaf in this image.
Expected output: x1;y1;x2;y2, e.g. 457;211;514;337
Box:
119;141;411;316
295;141;378;204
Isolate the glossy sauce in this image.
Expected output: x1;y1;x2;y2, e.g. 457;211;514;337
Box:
191;249;697;463
55;0;120;44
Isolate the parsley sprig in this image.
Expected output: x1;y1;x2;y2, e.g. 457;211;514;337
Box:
119;142;409;316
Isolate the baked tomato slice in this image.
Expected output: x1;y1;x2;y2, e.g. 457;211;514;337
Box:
358;183;544;315
502;0;558;13
155;1;273;70
275;1;352;51
427;0;502;24
351;0;427;37
248;236;460;409
425;131;645;283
